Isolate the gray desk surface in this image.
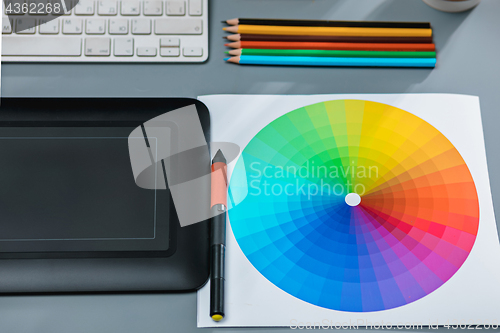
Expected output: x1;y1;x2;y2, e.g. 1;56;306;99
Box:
2;0;500;332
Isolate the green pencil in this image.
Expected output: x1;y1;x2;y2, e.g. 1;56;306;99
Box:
227;48;436;58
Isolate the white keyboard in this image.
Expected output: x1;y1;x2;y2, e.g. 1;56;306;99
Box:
2;0;208;62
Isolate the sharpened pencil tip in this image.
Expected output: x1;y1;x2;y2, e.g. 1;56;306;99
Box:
221;20;227;23
224;51;229;54
224;43;229;47
222;27;227;31
213;150;227;164
224;57;230;61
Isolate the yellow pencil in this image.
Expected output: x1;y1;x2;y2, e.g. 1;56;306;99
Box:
223;25;432;37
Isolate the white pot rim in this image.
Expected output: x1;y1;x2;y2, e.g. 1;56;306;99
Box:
422;0;482;12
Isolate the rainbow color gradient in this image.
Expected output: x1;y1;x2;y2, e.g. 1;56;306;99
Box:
228;100;479;312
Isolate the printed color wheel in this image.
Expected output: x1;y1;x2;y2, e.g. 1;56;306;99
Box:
228;100;479;312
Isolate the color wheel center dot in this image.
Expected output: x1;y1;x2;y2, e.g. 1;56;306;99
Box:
345;193;361;207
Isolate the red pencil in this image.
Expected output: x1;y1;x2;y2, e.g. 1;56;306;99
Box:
225;41;436;52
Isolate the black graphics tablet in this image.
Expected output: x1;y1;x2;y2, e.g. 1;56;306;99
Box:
0;98;210;293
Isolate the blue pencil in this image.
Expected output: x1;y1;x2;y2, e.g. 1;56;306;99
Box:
225;55;436;67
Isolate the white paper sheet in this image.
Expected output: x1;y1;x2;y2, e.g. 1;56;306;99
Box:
197;94;500;328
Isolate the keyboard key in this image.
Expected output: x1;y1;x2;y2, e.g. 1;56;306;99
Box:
16;18;36;34
5;0;25;15
160;37;179;47
39;19;59;34
29;0;49;15
85;37;110;55
3;0;10;13
109;18;128;34
2;18;12;34
86;18;105;34
131;18;151;34
137;47;156;56
74;0;94;15
121;0;139;15
188;0;202;16
166;1;185;16
183;46;202;57
143;0;162;15
60;0;72;15
155;18;201;34
160;47;179;57
114;37;133;56
97;0;117;15
7;9;25;16
3;36;82;55
62;18;83;34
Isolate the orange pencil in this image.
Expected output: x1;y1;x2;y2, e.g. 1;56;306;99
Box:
223;25;432;37
225;41;436;52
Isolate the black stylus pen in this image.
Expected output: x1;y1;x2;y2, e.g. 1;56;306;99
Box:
210;150;227;322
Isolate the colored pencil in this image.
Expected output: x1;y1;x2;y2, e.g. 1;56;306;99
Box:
225;41;436;52
224;55;436;67
225;34;434;44
223;25;433;37
227;49;437;58
223;18;431;29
